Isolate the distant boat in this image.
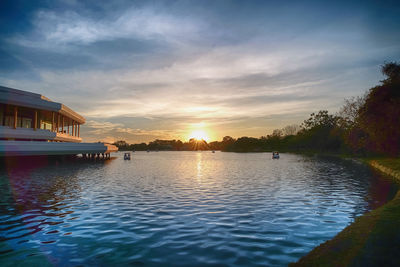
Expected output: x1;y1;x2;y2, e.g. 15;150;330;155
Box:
212;150;215;153
124;152;131;160
272;151;280;159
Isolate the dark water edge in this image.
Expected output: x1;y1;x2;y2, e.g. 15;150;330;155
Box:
292;159;400;266
0;152;398;266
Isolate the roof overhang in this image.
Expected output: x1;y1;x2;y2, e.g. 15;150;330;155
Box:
0;86;85;124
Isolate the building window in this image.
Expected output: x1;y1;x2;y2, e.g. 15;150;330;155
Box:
4;116;14;127
3;116;33;128
22;118;32;128
41;121;52;130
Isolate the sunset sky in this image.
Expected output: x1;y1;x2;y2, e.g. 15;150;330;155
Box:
1;0;399;143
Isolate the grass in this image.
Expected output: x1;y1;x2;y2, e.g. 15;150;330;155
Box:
373;158;400;173
290;158;400;267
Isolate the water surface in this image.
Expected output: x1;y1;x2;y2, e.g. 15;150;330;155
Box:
0;152;397;266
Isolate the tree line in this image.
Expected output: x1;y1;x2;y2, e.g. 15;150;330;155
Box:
112;137;235;152
113;62;400;157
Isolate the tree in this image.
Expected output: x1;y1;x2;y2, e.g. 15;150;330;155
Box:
222;136;235;143
337;96;366;129
227;137;262;152
381;62;400;84
132;142;148;151
113;140;129;150
220;136;236;151
298;110;342;152
301;110;338;130
353;62;400;156
282;124;300;136
272;129;283;138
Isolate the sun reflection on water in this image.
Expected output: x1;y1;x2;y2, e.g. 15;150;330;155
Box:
196;152;203;181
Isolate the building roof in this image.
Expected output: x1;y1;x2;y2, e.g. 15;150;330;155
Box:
0;85;85;124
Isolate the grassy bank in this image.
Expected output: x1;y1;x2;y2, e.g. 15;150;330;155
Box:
291;158;400;267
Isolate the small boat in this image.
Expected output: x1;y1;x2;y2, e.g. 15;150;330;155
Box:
124;152;131;160
272;151;280;159
212;150;215;153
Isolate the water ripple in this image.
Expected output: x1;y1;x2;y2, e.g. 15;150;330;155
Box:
0;152;398;266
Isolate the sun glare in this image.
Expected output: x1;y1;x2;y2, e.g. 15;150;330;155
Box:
189;130;209;142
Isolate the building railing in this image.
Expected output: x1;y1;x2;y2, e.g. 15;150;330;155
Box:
0;126;82;143
1;106;82;139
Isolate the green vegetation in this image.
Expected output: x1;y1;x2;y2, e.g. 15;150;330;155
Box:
290;63;400;266
291;159;400;267
224;62;400;155
113;138;211;151
373;158;400;173
112;135;236;151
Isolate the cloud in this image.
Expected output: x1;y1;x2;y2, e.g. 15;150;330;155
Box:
0;1;399;142
83;120;180;143
12;6;203;48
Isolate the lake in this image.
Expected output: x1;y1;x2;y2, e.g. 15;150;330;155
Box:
0;152;397;266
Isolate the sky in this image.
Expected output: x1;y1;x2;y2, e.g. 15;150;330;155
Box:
0;0;399;143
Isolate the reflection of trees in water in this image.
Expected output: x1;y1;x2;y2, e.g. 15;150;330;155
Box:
0;156;115;239
367;169;399;210
295;156;399;219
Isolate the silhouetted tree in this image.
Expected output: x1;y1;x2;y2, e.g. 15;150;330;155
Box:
337;96;366;129
272;129;283;138
297;110;342;152
115;63;400;156
113;140;130;150
226;137;262;152
351;62;400;156
282;124;300;136
220;136;236;151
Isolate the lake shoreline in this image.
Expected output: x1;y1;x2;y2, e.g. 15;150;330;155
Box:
1;152;384;266
290;158;400;266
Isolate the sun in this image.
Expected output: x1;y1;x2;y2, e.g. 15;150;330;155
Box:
189;130;209;142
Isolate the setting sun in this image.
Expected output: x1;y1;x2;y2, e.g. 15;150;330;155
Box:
1;0;398;265
189;130;209;141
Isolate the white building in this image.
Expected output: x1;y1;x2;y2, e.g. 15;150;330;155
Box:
0;86;117;157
